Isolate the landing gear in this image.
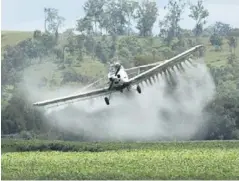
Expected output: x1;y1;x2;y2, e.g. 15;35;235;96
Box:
104;97;110;105
136;85;141;94
104;91;112;105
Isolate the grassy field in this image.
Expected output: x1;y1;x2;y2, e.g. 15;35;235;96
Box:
1;139;239;179
1;30;33;48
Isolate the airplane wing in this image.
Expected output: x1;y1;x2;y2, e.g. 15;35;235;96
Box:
125;60;165;72
125;60;167;79
33;45;203;107
33;86;115;107
128;45;204;86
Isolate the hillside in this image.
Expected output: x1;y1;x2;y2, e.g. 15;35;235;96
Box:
1;27;239;141
2;30;237;67
1;30;238;91
1;31;33;48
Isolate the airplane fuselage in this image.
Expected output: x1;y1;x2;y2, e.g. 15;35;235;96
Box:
104;63;141;105
107;64;130;91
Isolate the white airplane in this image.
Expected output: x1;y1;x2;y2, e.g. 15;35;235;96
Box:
33;45;204;106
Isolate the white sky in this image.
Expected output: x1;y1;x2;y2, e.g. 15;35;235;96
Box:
1;0;239;33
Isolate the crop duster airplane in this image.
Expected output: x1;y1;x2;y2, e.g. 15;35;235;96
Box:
33;45;204;107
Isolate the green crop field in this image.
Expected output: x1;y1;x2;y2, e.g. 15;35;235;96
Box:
1;139;239;179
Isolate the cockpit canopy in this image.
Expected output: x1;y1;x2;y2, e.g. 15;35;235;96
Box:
108;62;122;75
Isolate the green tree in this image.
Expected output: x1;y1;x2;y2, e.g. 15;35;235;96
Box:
76;17;94;35
106;0;128;35
135;0;158;36
227;36;237;55
213;22;232;36
122;0;139;35
159;0;186;45
188;0;209;37
209;33;223;51
83;0;106;34
44;8;65;36
95;41;107;63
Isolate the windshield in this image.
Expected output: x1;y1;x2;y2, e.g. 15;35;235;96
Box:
108;64;116;75
108;63;120;75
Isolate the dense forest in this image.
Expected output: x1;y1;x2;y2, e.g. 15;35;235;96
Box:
1;0;239;141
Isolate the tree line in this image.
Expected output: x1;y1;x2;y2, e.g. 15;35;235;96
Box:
43;0;209;39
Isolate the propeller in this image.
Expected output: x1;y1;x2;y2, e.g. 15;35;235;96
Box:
115;64;121;76
108;64;121;90
108;78;114;90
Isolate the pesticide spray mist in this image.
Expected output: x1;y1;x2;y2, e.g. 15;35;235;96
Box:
23;58;216;141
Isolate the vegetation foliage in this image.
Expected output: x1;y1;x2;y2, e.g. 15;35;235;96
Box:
1;0;239;140
2;140;239;179
2;138;239;153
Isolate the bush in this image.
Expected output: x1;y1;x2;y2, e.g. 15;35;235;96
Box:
2;139;239;153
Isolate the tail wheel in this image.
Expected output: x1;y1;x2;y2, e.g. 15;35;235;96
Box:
136;85;141;94
104;97;110;105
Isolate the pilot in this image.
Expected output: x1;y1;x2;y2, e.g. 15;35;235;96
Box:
114;62;121;71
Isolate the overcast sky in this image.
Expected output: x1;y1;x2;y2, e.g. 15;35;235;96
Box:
2;0;239;33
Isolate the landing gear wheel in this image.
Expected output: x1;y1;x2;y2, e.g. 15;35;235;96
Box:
104;97;110;105
136;85;141;94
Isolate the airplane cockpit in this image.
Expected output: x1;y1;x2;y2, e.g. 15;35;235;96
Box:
108;62;122;75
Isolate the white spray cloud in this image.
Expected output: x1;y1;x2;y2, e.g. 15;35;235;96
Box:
23;58;216;141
